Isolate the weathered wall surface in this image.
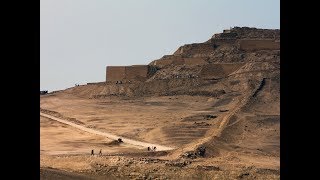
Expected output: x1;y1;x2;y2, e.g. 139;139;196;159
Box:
212;32;237;39
106;65;152;82
125;66;149;79
106;66;126;81
184;57;207;66
173;43;216;57
239;40;280;51
153;59;173;67
200;63;244;78
150;55;181;67
151;56;207;68
220;63;245;74
231;27;280;40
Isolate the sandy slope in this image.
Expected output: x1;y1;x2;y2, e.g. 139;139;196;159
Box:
40;27;280;179
41;112;174;151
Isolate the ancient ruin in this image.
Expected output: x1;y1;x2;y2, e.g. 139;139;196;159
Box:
106;27;279;83
106;65;157;82
41;27;280;179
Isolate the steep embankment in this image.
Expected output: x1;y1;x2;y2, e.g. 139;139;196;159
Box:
201;72;280;159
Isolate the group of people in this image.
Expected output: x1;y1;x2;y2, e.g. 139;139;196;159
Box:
90;146;158;156
147;146;157;151
91;149;102;156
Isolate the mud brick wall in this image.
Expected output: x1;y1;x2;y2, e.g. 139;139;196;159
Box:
184;57;207;66
152;56;182;67
106;65;152;82
211;38;237;45
173;43;216;56
125;65;149;79
153;57;207;67
239;39;280;51
200;63;244;78
220;63;245;74
219;32;238;38
153;59;173;67
106;66;126;81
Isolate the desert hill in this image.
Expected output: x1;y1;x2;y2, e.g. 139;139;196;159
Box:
40;27;280;179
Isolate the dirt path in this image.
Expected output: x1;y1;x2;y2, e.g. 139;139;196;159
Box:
40;112;174;151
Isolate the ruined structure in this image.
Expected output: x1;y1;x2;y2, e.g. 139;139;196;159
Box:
151;56;208;67
148;26;279;68
105;27;280;86
106;65;157;82
239;39;280;51
42;27;280;180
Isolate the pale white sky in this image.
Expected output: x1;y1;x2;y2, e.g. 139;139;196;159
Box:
41;0;280;91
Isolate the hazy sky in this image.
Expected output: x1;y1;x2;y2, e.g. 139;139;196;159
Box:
41;0;280;91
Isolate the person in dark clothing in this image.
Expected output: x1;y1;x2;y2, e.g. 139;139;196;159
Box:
153;146;157;151
91;149;94;156
99;149;102;156
147;147;150;151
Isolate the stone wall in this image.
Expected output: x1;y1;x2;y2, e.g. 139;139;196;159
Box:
239;39;280;51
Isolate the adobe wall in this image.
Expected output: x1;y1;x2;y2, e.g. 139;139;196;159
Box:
239;39;280;51
220;63;245;74
125;65;149;79
173;43;216;56
152;57;207;67
200;63;244;78
152;59;173;67
231;27;280;40
184;57;207;66
106;65;153;82
151;56;181;67
212;38;237;45
213;32;238;39
106;66;126;81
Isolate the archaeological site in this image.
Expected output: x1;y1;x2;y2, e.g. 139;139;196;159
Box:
41;27;280;179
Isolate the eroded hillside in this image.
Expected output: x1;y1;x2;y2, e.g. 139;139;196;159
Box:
40;27;280;179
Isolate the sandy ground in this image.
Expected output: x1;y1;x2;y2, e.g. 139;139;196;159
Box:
40;116;140;156
40;94;237;148
41;112;173;151
40;88;279;179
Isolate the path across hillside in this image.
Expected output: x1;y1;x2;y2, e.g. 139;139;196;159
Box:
40;112;174;151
